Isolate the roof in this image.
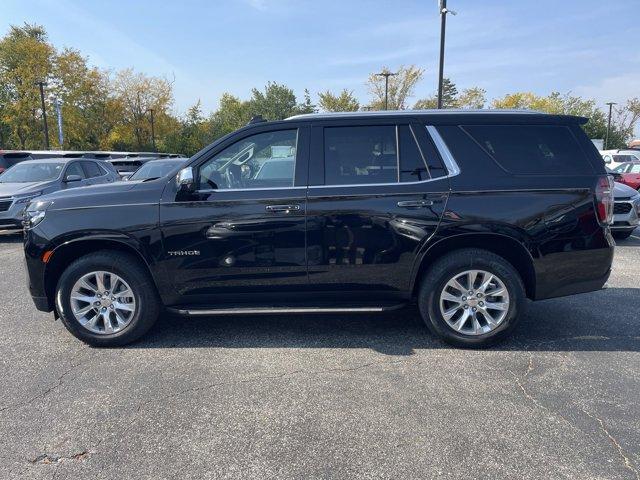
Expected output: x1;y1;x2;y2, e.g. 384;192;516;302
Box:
286;109;544;120
285;109;587;125
19;157;88;164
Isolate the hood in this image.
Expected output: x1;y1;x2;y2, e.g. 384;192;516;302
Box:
614;181;639;198
0;181;53;198
40;179;162;211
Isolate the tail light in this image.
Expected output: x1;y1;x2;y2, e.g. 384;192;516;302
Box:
0;167;4;173
595;175;614;225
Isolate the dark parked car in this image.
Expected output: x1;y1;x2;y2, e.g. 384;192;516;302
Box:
0;151;33;174
127;158;188;181
0;158;119;228
23;110;614;347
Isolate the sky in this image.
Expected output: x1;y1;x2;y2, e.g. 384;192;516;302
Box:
3;0;640;122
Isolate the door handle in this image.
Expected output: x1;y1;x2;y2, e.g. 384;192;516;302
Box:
265;204;301;213
397;200;433;208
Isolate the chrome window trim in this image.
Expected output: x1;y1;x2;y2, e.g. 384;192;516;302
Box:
307;177;449;190
426;125;461;177
195;186;305;194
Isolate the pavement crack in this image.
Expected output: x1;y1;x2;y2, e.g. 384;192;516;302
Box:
579;407;639;480
30;450;91;465
0;350;93;413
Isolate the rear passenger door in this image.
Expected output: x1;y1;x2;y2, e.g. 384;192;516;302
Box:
306;120;450;298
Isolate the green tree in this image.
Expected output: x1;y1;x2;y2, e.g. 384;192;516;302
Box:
457;87;486;109
209;93;252;140
318;89;360;112
248;81;299;120
110;68;173;150
366;65;424;110
295;89;317;115
0;23;54;149
164;101;211;156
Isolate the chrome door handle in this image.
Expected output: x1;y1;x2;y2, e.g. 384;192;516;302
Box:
397;200;433;208
265;204;301;213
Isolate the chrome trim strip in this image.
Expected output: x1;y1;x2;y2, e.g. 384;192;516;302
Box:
426;125;461;177
196;186;306;193
174;306;391;315
307;177;448;190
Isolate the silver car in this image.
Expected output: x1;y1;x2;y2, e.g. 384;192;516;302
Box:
0;158;118;229
611;181;640;240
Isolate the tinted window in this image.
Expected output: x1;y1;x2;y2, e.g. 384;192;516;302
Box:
199;129;297;190
324;126;397;185
398;126;429;182
464;125;593;175
82;161;104;178
65;162;85;179
630;164;640;174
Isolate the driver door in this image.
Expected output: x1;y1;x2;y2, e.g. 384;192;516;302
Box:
159;124;310;306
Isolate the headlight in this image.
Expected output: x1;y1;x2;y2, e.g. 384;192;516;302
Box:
14;191;43;205
23;200;52;229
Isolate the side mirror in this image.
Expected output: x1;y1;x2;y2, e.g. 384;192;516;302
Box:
65;174;82;183
176;167;195;192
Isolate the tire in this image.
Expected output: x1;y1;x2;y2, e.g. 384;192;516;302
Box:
55;250;160;347
418;248;526;348
612;230;633;240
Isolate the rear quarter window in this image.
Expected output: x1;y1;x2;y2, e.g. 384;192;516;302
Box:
462;125;594;175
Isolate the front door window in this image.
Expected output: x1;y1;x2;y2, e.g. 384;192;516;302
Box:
198;129;298;190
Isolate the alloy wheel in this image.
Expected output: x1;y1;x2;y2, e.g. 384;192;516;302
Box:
69;271;136;334
439;269;510;336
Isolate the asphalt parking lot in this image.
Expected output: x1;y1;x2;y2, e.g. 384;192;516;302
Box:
0;230;638;480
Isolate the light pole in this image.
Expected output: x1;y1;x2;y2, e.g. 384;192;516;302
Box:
375;71;398;110
605;102;616;149
53;97;64;148
35;81;50;149
437;0;456;109
149;108;156;152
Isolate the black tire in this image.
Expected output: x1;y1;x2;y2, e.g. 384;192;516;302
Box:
56;250;160;347
418;248;526;348
612;230;633;240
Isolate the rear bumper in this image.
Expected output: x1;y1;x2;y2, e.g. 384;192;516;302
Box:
534;231;614;301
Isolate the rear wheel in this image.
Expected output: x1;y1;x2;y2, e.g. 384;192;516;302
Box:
56;251;160;346
418;249;526;348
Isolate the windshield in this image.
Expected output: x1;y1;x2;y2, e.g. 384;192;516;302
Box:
129;161;182;180
0;162;64;183
613;155;638;163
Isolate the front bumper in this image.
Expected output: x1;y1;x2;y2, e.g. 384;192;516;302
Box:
0;197;27;228
611;199;640;231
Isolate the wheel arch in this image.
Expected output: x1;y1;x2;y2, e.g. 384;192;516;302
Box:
43;236;158;310
411;233;537;299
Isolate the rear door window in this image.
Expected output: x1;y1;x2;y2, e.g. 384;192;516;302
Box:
65;162;86;179
324;126;398;185
463;125;593;175
82;161;104;178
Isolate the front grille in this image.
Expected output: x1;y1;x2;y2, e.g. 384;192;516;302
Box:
0;200;12;212
614;203;632;214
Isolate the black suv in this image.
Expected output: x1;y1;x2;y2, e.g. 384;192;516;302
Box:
23;111;615;347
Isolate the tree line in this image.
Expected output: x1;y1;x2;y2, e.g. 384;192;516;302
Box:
1;24;638;156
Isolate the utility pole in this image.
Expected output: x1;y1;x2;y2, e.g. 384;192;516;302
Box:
437;0;456;109
54;97;64;147
36;81;50;149
149;108;156;152
605;102;616;150
375;71;398;110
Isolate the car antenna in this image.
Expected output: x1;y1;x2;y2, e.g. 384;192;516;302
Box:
248;115;266;125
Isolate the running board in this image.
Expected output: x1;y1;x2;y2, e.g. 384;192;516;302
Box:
169;304;405;316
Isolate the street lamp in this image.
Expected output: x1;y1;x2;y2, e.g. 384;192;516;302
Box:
35;81;50;149
375;71;398;110
437;0;457;109
605;102;616;150
149;108;156;152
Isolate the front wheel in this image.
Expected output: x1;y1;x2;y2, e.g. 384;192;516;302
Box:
418;249;526;348
56;251;160;347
